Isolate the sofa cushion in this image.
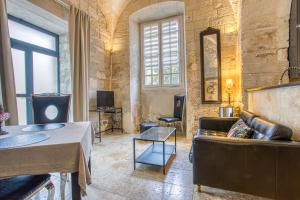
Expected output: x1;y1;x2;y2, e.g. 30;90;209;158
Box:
227;119;254;138
250;117;292;140
240;110;257;126
199;117;239;132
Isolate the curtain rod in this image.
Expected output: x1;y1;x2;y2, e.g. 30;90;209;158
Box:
54;0;70;10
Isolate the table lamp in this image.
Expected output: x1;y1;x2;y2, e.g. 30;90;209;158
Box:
226;79;233;105
219;79;234;117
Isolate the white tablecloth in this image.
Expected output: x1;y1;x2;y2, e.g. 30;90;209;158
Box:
0;122;94;195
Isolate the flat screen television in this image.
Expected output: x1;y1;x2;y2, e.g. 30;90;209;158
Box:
97;91;114;108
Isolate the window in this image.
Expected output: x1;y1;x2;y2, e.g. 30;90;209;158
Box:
8;16;60;125
141;17;182;87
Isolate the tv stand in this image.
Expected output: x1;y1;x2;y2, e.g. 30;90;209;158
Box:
89;107;123;142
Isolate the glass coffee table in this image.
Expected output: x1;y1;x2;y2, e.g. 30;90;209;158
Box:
133;127;176;174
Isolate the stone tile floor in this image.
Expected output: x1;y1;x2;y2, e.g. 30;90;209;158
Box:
34;132;270;200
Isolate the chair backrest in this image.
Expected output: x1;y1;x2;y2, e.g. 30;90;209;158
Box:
173;95;185;120
31;94;71;124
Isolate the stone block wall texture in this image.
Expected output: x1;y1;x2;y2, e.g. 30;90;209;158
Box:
185;0;240;136
59;34;72;95
241;0;292;108
248;86;300;141
112;0;241;136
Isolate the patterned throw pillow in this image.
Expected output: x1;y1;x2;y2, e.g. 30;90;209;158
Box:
227;119;254;138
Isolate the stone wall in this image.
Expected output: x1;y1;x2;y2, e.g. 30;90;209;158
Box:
185;0;240;136
248;86;300;141
240;0;292;108
59;34;71;95
112;0;240;136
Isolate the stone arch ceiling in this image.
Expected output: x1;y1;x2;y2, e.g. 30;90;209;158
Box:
98;0;131;37
95;0;241;43
97;0;240;35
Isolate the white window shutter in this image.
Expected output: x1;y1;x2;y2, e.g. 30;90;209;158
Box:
142;17;181;87
161;19;180;85
143;23;160;86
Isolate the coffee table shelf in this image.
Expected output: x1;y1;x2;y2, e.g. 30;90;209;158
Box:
133;127;177;174
136;143;175;166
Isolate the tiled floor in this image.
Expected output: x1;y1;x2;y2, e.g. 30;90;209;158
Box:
34;132;269;200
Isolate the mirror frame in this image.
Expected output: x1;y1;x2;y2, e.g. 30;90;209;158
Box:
200;27;222;104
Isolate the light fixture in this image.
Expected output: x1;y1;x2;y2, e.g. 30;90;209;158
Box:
226;79;233;105
219;79;234;117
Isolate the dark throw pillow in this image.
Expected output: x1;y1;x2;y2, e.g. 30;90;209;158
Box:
227;119;254;138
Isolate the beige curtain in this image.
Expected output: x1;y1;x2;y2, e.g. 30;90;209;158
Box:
69;6;90;122
0;0;18;125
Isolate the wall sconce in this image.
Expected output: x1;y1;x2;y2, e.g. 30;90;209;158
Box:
226;79;233;105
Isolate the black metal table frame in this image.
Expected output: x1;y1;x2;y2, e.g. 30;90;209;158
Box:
90;107;123;142
133;128;176;174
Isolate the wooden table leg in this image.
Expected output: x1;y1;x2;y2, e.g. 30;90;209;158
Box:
71;172;81;200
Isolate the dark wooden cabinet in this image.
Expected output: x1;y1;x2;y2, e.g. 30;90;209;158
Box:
289;0;300;81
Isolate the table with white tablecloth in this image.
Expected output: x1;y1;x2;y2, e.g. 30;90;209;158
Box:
0;121;94;200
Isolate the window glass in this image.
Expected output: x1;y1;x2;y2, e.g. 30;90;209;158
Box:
8;19;56;51
33;52;58;94
11;48;26;94
162;20;180;85
16;97;27;125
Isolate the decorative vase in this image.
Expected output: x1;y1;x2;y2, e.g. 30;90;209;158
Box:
219;106;233;118
0;105;10;135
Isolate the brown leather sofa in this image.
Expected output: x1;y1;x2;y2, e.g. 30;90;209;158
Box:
192;111;299;199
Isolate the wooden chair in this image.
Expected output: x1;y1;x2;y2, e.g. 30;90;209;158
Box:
31;93;70;124
31;93;70;199
0;174;54;200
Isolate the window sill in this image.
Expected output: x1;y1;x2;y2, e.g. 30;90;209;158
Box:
142;85;185;91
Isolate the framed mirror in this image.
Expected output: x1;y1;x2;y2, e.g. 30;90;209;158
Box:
288;0;300;81
200;27;221;104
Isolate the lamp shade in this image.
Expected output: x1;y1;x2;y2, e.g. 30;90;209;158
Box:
226;79;233;89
